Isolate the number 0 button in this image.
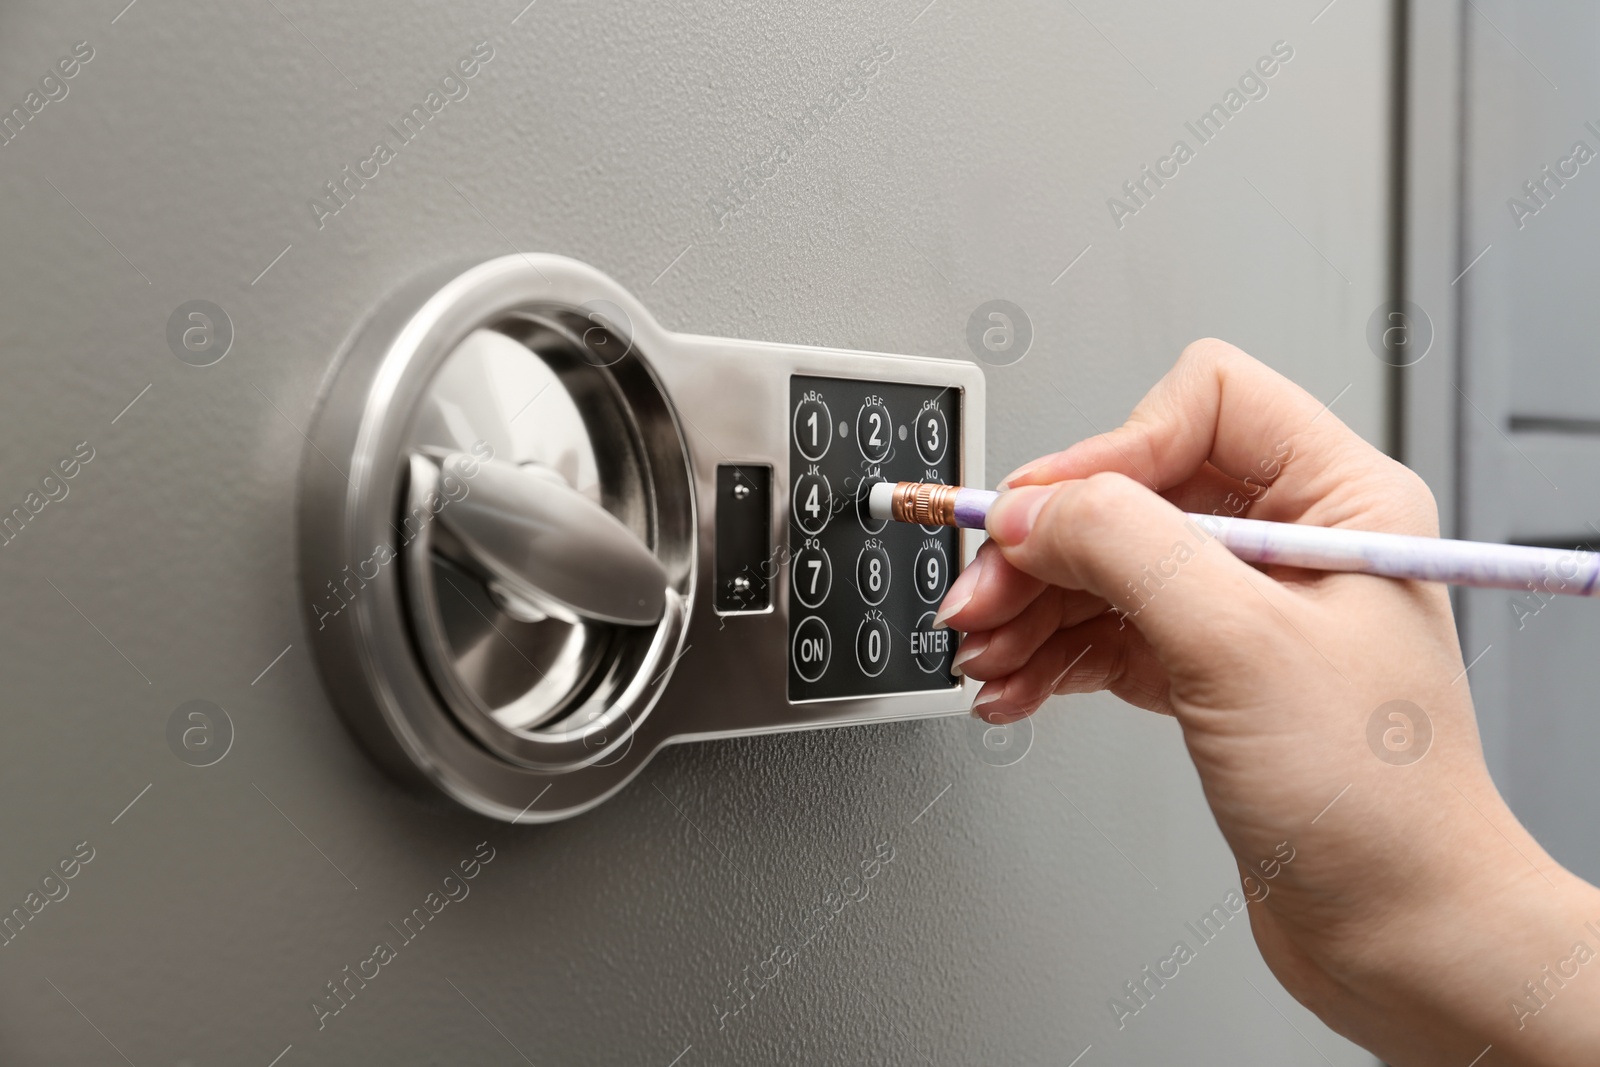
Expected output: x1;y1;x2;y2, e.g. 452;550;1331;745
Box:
792;471;831;535
855;616;891;678
856;544;891;606
916;407;948;464
856;400;892;463
793;396;831;461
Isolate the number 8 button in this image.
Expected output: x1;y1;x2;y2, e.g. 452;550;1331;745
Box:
856;543;890;606
856;399;891;463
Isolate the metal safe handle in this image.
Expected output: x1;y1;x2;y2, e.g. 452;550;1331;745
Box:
425;451;669;626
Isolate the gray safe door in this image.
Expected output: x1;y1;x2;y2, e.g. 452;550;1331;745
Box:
0;2;1386;1064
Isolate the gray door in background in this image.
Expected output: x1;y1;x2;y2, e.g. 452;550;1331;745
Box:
1441;0;1600;887
0;1;1388;1063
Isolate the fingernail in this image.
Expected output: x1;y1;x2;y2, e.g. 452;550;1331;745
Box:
971;686;1004;719
933;561;983;627
950;632;990;676
986;484;1053;547
997;456;1048;490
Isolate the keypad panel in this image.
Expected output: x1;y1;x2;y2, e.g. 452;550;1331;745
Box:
788;375;961;701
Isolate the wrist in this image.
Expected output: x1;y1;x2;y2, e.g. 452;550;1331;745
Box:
1313;818;1600;1065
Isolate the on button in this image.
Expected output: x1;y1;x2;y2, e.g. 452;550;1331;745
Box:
792;616;831;682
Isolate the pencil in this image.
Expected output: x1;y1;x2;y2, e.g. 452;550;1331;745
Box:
866;481;1600;596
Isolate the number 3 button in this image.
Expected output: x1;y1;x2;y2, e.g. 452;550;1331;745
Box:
856;400;891;463
916;407;948;464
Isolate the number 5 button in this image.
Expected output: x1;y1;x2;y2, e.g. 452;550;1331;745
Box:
856;400;891;463
792;471;831;535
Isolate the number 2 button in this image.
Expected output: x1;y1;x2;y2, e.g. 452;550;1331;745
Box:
856;400;891;463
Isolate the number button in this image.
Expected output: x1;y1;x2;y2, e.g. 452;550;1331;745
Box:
855;544;891;606
912;610;953;673
793;396;832;462
792;471;832;535
856;475;887;535
916;406;948;464
855;616;891;678
791;545;832;609
792;616;831;682
914;542;949;604
856;400;892;463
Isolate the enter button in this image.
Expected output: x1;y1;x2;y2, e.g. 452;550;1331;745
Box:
911;611;953;673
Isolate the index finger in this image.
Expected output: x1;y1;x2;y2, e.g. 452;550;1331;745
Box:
999;339;1373;510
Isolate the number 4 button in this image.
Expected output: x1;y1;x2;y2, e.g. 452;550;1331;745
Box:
792;471;831;535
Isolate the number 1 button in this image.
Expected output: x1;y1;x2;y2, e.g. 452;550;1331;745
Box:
794;396;831;461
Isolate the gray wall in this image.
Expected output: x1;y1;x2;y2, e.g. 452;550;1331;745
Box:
0;1;1389;1063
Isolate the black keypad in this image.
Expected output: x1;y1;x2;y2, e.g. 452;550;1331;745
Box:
788;376;961;700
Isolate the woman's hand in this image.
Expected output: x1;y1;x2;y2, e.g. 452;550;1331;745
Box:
938;339;1600;1066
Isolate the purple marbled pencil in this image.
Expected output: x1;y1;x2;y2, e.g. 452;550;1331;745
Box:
867;481;1600;596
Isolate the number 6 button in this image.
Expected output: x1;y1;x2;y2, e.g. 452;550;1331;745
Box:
856;399;891;463
792;470;831;535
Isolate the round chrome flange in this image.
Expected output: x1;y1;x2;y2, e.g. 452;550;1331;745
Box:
298;255;696;821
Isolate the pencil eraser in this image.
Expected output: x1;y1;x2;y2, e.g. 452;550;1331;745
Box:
868;481;896;522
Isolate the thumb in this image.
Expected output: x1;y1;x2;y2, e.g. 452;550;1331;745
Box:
985;473;1285;672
